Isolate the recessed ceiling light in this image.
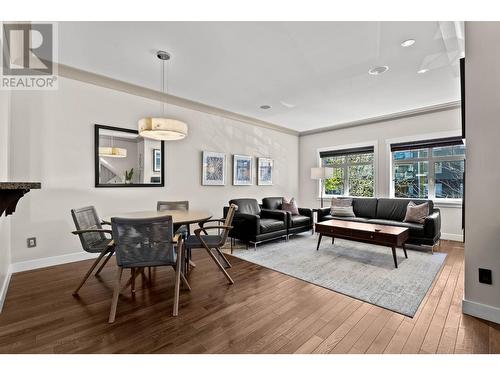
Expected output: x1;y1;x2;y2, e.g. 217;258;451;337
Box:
401;39;416;47
368;66;389;75
417;68;429;74
280;100;296;109
260;105;271;109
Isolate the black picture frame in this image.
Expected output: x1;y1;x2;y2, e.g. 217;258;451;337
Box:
153;149;161;172
94;124;165;188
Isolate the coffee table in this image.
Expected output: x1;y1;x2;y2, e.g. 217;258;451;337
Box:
315;219;410;268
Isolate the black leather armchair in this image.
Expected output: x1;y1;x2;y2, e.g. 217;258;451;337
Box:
223;198;288;249
262;197;313;237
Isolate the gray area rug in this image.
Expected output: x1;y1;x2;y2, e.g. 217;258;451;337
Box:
231;234;446;317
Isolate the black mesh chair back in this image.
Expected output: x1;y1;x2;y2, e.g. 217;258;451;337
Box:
111;215;176;268
157;200;189;211
71;206;109;253
70;206;115;295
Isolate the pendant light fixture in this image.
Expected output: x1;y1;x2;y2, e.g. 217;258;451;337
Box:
99;134;127;158
138;51;188;141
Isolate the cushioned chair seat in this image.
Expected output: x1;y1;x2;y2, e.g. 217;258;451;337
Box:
260;218;286;233
185;234;223;248
290;215;311;227
367;219;425;238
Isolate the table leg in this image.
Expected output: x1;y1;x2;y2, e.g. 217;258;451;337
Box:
402;243;408;259
332;236;335;244
316;233;323;251
391;246;398;268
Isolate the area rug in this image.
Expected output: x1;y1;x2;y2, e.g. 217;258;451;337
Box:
231;234;446;317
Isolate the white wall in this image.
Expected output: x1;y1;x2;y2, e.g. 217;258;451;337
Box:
8;76;299;263
0;89;12;310
299;107;463;240
462;22;500;323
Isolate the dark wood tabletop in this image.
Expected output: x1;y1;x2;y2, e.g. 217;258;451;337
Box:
315;219;410;268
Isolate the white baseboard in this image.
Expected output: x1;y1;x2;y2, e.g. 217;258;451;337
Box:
10;251;100;274
0;267;12;313
463;298;500;324
441;232;464;242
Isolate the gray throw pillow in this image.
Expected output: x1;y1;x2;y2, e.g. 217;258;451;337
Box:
330;198;355;217
282;197;299;216
403;201;429;224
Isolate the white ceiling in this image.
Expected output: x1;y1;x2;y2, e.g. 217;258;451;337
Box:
58;22;462;132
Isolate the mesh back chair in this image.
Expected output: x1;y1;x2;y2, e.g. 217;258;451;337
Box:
71;206;115;296
157;200;190;238
184;204;238;285
108;215;189;323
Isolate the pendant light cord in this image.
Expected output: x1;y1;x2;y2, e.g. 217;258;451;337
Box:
161;59;165;116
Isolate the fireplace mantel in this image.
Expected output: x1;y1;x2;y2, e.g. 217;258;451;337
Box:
0;182;41;217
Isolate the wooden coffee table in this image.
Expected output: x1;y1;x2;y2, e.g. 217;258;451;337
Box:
315;219;410;268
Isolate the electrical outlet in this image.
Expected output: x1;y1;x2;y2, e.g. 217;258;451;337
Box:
479;268;492;285
27;237;37;248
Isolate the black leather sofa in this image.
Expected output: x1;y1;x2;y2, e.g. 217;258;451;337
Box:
317;197;441;246
262;197;314;237
224;198;288;250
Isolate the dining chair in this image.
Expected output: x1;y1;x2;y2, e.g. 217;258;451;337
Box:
71;206;115;296
108;215;189;323
184;203;237;285
157;200;190;238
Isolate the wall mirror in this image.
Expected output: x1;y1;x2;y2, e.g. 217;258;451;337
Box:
95;124;165;187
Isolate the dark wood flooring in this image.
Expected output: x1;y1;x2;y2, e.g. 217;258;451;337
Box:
0;239;499;353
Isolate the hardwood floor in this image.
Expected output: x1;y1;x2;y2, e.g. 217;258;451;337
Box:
0;239;498;353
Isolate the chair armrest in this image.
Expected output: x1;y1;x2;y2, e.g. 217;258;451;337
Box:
194;225;232;235
260;209;287;222
424;209;441;238
298;207;313;217
72;229;112;235
317;207;331;222
232;212;260;235
199;219;225;227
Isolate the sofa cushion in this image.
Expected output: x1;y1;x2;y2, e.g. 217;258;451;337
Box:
376;198;433;222
260;218;286;233
262;197;283;210
229;198;261;216
331;206;356;217
290;215;311;227
367;218;425;238
403;201;429;224
282;197;300;215
352;198;378;219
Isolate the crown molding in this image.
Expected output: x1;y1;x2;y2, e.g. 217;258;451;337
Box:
56;63;299;136
299;101;461;137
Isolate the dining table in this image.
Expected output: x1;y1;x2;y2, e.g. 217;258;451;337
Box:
106;209;213;272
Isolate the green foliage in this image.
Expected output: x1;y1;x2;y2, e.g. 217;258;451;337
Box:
125;168;134;182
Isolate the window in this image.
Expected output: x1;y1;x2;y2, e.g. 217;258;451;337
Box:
391;137;465;200
320;146;375;197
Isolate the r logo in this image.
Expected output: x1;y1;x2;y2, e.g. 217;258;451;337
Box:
2;23;53;75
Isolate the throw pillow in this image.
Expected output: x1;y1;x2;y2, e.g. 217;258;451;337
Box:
403;201;429;224
330;198;355;217
282;197;300;216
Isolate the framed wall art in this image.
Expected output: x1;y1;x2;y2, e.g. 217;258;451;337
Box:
202;151;226;185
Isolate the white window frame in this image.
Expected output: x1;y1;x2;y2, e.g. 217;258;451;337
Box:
317;141;378;199
389;143;466;205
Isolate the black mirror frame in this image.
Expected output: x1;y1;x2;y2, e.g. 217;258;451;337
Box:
94;124;165;188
